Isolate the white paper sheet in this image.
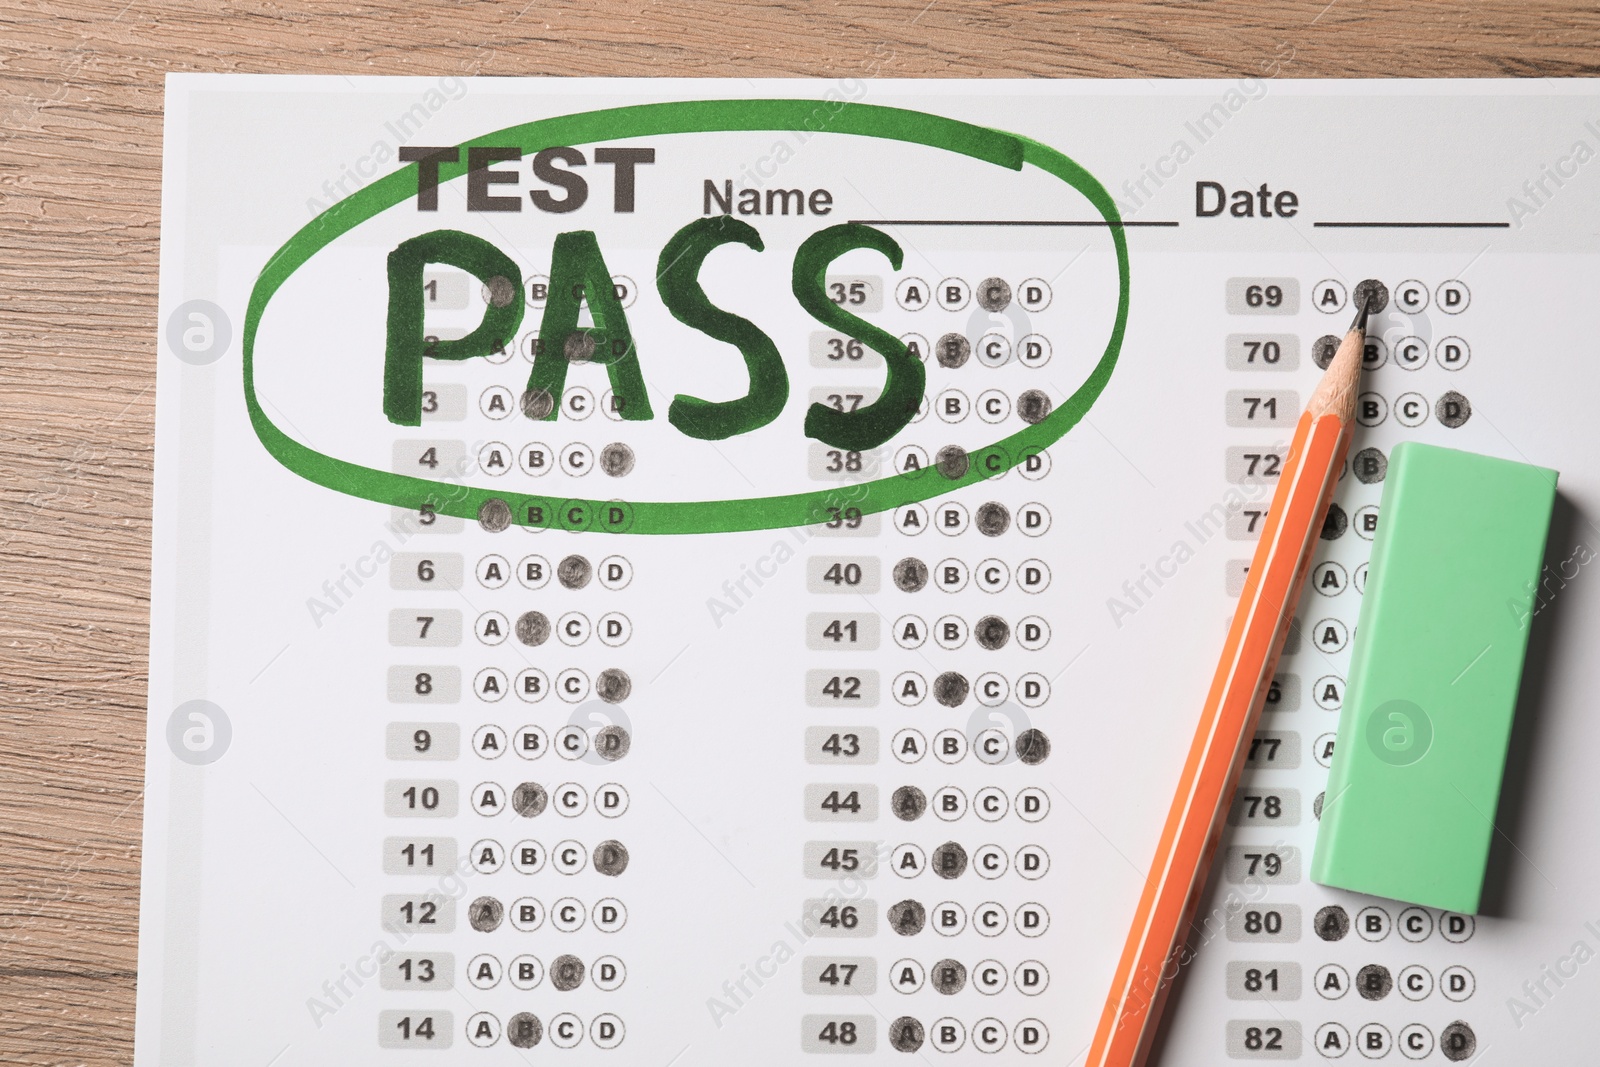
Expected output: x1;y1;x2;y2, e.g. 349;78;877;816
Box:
140;76;1600;1065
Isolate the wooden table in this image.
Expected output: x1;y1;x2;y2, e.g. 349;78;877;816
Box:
1;2;1594;1062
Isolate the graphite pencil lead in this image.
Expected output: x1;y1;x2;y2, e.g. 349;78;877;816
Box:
1350;294;1374;335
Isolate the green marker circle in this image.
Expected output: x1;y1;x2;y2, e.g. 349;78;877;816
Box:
242;100;1131;535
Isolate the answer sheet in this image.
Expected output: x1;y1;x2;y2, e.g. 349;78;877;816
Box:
141;77;1600;1065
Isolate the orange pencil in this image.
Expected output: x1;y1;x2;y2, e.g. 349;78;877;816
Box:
1086;300;1372;1067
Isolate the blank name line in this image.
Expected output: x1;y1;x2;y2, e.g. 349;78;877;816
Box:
847;219;1181;228
1312;221;1510;229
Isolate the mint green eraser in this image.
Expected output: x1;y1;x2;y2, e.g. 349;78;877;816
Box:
1311;441;1557;913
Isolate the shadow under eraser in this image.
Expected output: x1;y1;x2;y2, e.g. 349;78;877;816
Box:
1311;441;1558;914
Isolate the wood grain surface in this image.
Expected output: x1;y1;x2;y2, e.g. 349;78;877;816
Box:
1;2;1595;1063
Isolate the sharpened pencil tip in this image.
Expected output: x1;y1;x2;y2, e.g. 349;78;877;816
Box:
1350;300;1371;335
